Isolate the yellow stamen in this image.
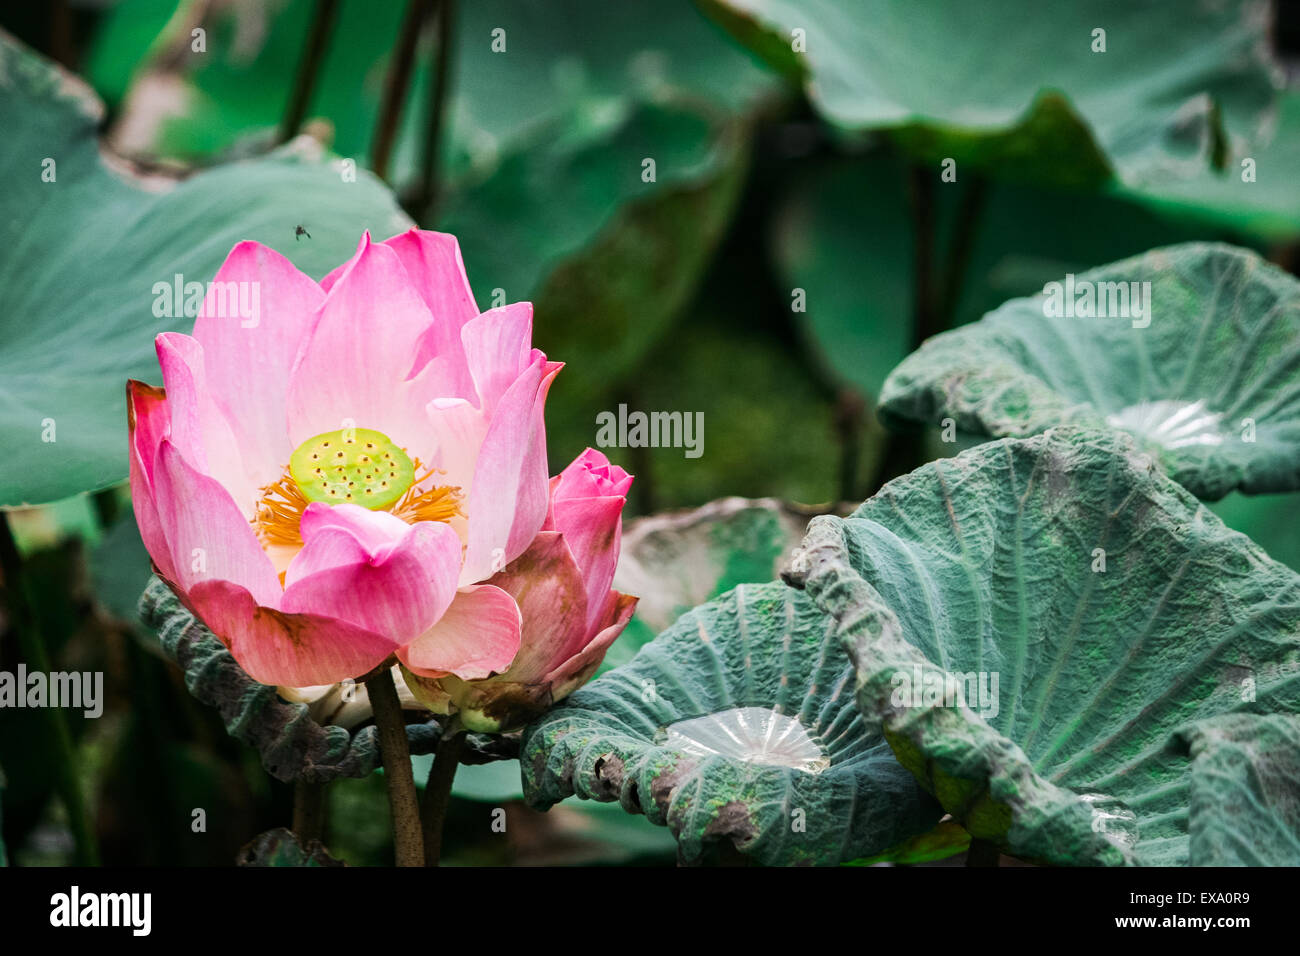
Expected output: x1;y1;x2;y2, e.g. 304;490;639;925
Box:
254;473;313;548
390;464;464;525
252;432;462;549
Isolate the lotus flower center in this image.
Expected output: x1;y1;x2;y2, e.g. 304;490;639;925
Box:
288;428;416;510
254;428;462;551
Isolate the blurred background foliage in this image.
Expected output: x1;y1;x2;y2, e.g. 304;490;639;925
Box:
0;0;1297;866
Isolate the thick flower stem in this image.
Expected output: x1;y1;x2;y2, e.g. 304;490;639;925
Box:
421;727;465;866
292;780;327;845
365;668;425;866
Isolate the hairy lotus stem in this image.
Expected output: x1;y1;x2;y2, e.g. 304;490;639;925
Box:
365;667;425;866
421;725;465;866
292;779;327;845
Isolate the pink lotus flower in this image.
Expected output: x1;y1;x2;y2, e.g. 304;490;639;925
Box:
403;449;638;732
129;230;567;688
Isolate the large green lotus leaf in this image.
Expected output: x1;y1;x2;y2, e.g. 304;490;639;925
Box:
1171;713;1300;865
604;497;819;672
521;581;943;866
702;0;1281;188
771;152;1241;401
879;243;1300;500
1119;89;1300;242
0;32;410;507
791;426;1300;866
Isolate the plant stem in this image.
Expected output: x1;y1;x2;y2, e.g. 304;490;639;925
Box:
907;163;938;351
279;0;341;144
937;174;988;328
370;0;437;183
411;0;455;217
0;513;99;865
292;779;327;845
49;0;75;68
834;387;865;503
868;162;947;495
421;727;464;866
364;668;424;866
91;486;122;530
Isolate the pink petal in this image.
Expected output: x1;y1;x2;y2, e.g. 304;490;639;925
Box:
127;381;178;585
552;494;625;631
543;590;639;701
459;353;562;584
424;397;486;495
286;234;440;458
189;579;397;687
151;440;282;608
554;447;633;500
460;302;534;415
317;232;369;293
156;333;257;516
387;230;479;400
397;584;522;680
191;241;325;488
488;531;590;682
282;503;463;645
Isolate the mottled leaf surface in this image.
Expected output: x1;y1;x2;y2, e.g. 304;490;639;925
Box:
1172;713;1300;866
793;427;1300;866
879;244;1300;500
0;32;409;506
522;581;941;865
